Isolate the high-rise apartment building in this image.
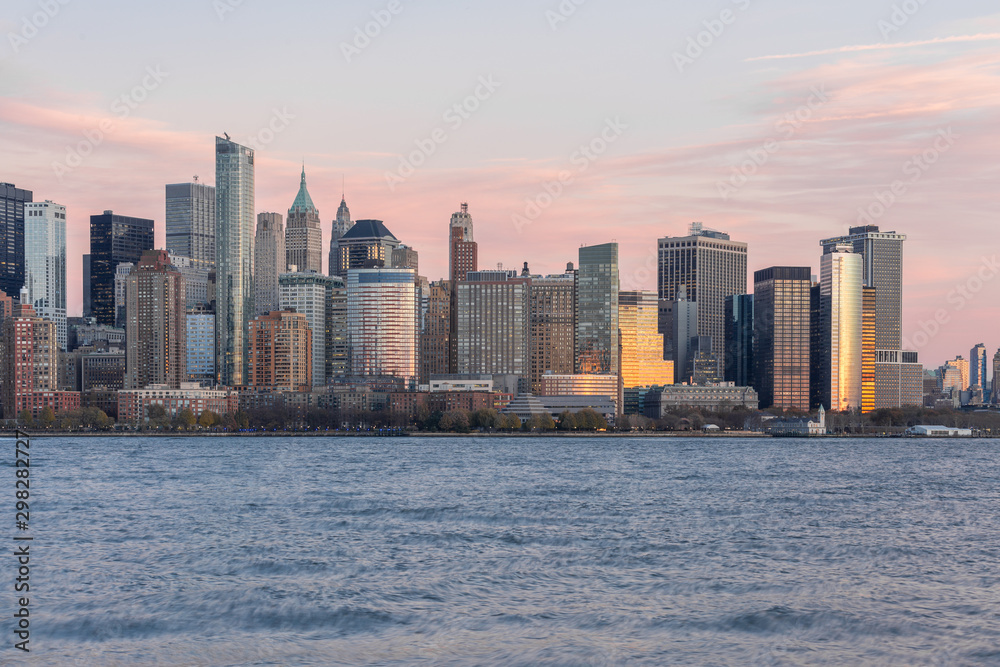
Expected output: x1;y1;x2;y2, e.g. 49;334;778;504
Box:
971;344;988;389
0;183;31;298
113;262;134;329
619;290;675;389
992;350;1000;405
454;270;531;382
818;247;863;411
529;268;575;393
724;294;754;389
753;267;811;411
346;268;417;381
166;181;216;272
285;167;322;274
215;135;255;387
328;195;352;278
326;275;349;382
576;243;619;377
658;223;747;375
419;280;451;385
89;211;154;327
332;220;400;277
24;200;67;351
186;306;215;385
125;250;186;390
248;311;312;391
279;272;335;387
449;203;478;283
254;212;285;316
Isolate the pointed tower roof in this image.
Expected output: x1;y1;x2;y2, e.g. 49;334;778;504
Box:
289;165;318;214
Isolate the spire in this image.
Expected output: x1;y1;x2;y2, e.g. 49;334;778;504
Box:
289;164;317;214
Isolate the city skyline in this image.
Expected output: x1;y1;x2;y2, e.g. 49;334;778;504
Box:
1;1;998;369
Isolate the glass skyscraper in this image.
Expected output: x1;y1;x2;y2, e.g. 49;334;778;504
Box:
619;290;674;388
347;268;417;381
215;136;255;387
576;243;619;377
24;200;67;350
166;182;216;272
89;211;155;327
820;246;863;411
279;271;336;388
753;267;810;411
724;293;754;389
0;183;31;299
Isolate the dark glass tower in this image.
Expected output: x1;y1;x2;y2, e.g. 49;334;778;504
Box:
89;211;155;326
724;294;754;388
576;243;619;377
0;183;32;298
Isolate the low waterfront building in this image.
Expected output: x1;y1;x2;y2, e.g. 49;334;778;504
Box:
644;383;759;418
905;425;973;437
117;382;238;422
766;406;826;436
539;373;620;414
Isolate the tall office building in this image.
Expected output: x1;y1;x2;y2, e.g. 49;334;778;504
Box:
658;223;748;375
454;270;531;382
346;268;417;381
820;225;918;408
992;350;1000;405
166;181;216;272
24;200;67;351
861;286;876;414
113;262;134;329
971;344;988;390
419;280;451;385
215;135;255;387
619;290;675;389
819;247;863;412
326;275;349;382
89;211;154;327
285;167;322;274
186;306;215;385
248;311;312;391
529;268;575;393
659;288;698;384
168;255;210;310
576;243;619;376
724;294;754;388
82;255;92;317
0;183;31;298
279;272;335;387
449;203;478;283
328;195;352;278
946;356;970;390
125;250;186;390
754;267;811;411
254;213;284;316
332;220;400;277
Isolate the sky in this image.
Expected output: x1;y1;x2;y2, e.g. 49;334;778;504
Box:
1;0;998;370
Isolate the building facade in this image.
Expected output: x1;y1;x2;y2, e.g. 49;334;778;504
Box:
118;383;238;422
419;280;451;385
279;272;335;387
1;303;80;419
529;270;575;392
0;183;31;300
724;294;754;389
328;196;352;278
125;250;187;390
186;307;216;385
754;267;811;411
819;247;863;411
285;167;322;274
658;223;748;375
248;311;312;391
89;210;155;327
333;220;400;277
254;212;285;316
576;243;619;378
347;268;417;381
619;290;675;389
455;270;531;384
215;135;255;386
113;262;134;329
971;344;988;390
24;200;67;350
166;181;216;272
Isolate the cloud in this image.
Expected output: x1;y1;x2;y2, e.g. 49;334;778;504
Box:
747;33;1000;61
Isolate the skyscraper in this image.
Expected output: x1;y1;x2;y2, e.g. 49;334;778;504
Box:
946;356;970;390
619;290;675;389
347;268;417;381
166;181;216;272
724;294;754;389
529;268;575;393
971;344;988;389
753;267;811;411
325;275;349;382
659;288;698;384
419;280;451;385
328;195;352;278
576;243;619;377
658;223;748;374
819;247;863;411
861;286;876;414
89;211;155;327
125;250;186;390
248;311;312;391
215;135;255;387
254;212;284;316
24;200;67;350
186;306;216;385
449;203;478;283
113;262;134;329
285;167;322;274
0;183;31;299
82;254;92;317
332;220;400;277
279;272;335;387
454;270;531;381
992;350;1000;405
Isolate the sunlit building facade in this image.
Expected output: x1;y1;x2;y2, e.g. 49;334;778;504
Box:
529;270;575;393
754;267;811;411
215;136;255;386
24;200;67;351
970;344;988;390
347;268;417;381
619;290;674;389
862;286;876;413
820;246;862;411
